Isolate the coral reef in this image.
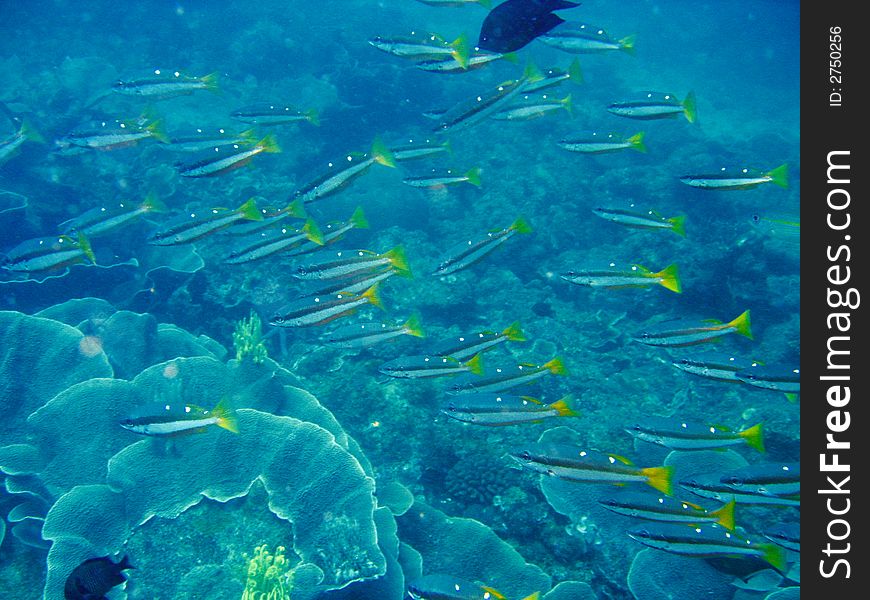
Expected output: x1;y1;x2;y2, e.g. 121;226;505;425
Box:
234;310;269;364
241;544;294;600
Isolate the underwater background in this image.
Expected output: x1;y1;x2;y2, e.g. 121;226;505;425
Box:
1;1;799;599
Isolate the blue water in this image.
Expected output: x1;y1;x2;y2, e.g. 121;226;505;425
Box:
0;1;799;599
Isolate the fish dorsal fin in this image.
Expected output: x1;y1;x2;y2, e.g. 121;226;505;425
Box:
520;395;543;405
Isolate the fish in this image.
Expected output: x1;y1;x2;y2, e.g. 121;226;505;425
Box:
296;267;397;299
60;118;170;150
750;212;800;245
670;351;757;382
0;120;44;165
510;444;674;495
223;219;324;264
433;217;532;276
537;22;636;54
379;353;484;379
558;131;646;154
270;284;384;327
147;198;263;246
224;199;307;237
415;49;513;73
282;206;369;257
490;92;572;121
764;522;800;552
432;321;526;361
390;138;451;162
432;77;532;133
1;232;96;275
608;91;697;123
293;245;411;281
680;164;788;190
164;127;259;153
624;417;765;453
402;167;482;188
599;492;736;530
230;102;320;126
64;555;134;600
407;573;539;600
446;357;568;395
560;263;682;293
321;313;425;349
626;523;787;571
368;32;470;68
736;365;800;402
591;206;684;236
176;134;281;177
519;58;583;92
632;309;753;347
679;463;800;506
477;0;582;53
120;399;239;436
293;137;396;204
112;70;219;97
442;392;578;426
59;193;167;237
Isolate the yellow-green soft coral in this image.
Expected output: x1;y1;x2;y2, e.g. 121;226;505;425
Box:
241;544;293;600
233;311;268;364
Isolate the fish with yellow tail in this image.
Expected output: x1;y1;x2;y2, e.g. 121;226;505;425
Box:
120;398;238;436
625;417;765;453
627;523;787;571
112;70;219;98
147;198;263;245
293;245;411;281
680;164;788;190
433;321;526;361
442;392;579;426
510;444;674;495
558;131;646;154
538;22;636;54
368;31;471;67
519;58;583;93
379;352;485;379
294;137;396;204
322;313;425;349
633;309;752;347
177;134;280;177
447;357;568;395
59;193;167;237
561;263;682;293
433;217;532;276
270;284;384;328
591;206;685;236
608;91;697;123
599;492;737;530
407;573;539;600
1;232;96;276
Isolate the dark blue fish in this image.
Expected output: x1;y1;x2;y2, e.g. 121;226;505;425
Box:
64;555;134;600
477;0;581;53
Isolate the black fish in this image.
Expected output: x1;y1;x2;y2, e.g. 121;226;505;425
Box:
477;0;581;53
64;555;134;600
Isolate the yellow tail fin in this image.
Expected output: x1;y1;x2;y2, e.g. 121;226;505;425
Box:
728;309;753;339
502;321;526;342
710;499;736;531
620;34;637;55
766;163;789;188
303;218;325;245
257;134;281;154
464;352;485;375
627;131;646;153
212;398;239;433
510;216;533;234
384;245;412;278
549;394;580;418
642;465;674;495
362;284;385;310
682;91;697;123
349;206;369;229
656;263;682;294
371;136;396;167
403;312;425;338
739;422;765;453
200;72;220;92
236;198;264;221
760;542;787;571
668;214;687;237
543;356;568;376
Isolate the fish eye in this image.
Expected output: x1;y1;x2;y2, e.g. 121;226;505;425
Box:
725;475;742;486
447;404;457;412
271;315;285;324
519;450;532;461
679;358;690;365
751;214;761;223
120;418;133;427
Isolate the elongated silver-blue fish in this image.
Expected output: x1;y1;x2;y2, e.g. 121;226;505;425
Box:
538;22;636;54
147;198;263;245
432;77;530;133
321;313;424;349
379;353;484;379
608;91;696;122
231;102;319;126
112;70;219;97
176;134;280;177
270;284;383;327
293;138;396;204
599;492;736;530
447;357;568;395
627;523;787;570
633;310;752;347
625;417;764;452
558;131;646;154
591;206;684;235
433;217;531;276
432;321;525;361
223;219;324;264
441;392;578;426
680;164;788;190
680;463;800;506
1;232;96;275
59;194;167;237
120;399;238;436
